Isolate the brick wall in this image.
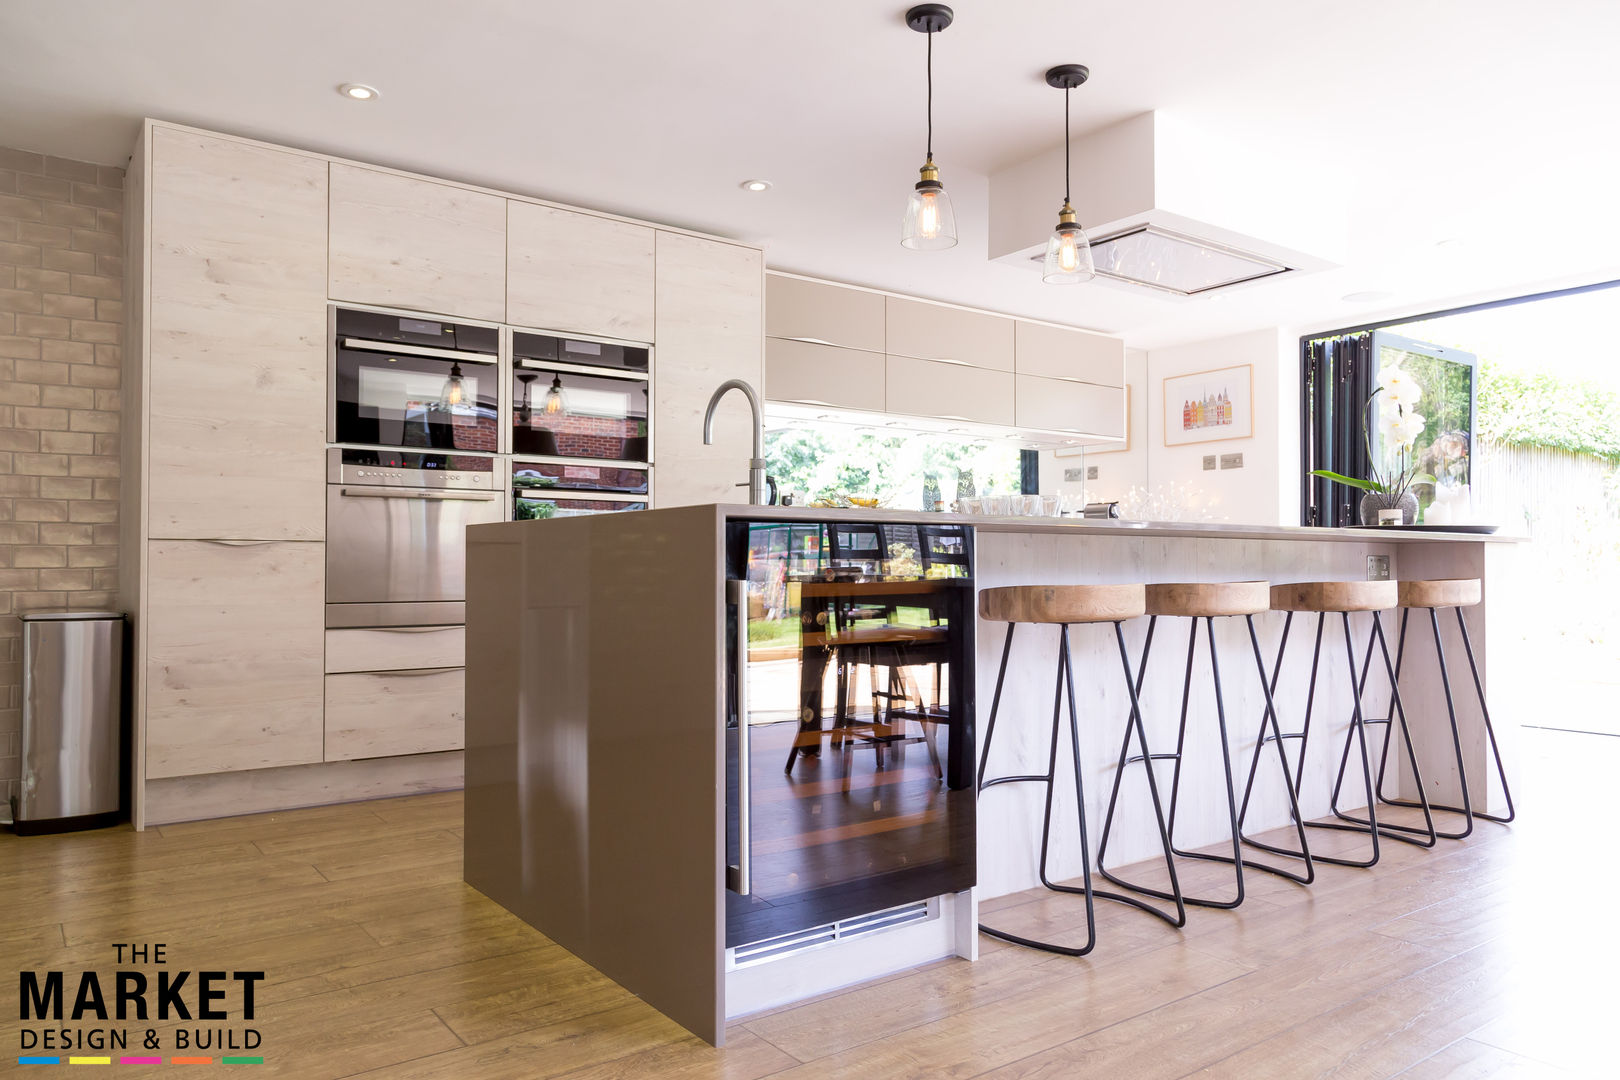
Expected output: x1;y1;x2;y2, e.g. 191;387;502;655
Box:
0;148;124;813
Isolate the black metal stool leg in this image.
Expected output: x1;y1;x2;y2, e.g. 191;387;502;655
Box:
976;621;1017;792
1301;612;1383;867
1331;612;1439;847
1231;614;1315;884
1456;606;1516;823
1093;621;1187;928
1370;606;1473;838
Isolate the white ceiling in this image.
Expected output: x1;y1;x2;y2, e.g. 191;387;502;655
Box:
3;0;1618;350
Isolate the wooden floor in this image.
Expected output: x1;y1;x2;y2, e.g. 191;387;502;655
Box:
4;726;1611;1078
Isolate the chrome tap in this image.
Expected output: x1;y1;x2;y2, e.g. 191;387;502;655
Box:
702;378;770;506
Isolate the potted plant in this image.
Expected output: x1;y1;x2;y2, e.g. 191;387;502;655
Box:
1312;366;1434;525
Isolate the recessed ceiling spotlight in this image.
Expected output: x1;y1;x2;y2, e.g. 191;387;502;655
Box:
739;179;772;192
1341;290;1393;303
339;83;380;101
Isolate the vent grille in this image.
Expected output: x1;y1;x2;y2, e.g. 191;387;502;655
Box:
730;900;935;968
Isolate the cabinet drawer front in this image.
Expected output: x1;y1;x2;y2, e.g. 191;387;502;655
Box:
325;626;466;674
145;540;325;778
325;668;465;761
766;275;885;352
1014;374;1125;438
765;338;885;412
1013;320;1125;386
328;164;507;321
148;129;328;541
886;297;1014;371
885;355;1014;427
507;203;655;341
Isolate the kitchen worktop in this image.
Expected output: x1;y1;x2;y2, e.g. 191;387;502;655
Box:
713;503;1523;544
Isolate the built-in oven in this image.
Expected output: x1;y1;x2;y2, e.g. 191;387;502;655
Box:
511;330;650;462
330;307;500;454
326;448;502;628
512;462;649;519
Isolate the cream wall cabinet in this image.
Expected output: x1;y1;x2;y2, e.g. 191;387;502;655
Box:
507;203;655;341
652;233;764;508
885;355;1014;427
146;129;328;540
1013;319;1125;387
328;163;507;321
143;540;326;778
886;296;1014;372
1014;374;1125;438
766;274;885;352
765;338;885;413
325;668;465;761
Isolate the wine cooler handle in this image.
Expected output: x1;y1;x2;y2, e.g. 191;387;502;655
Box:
726;577;752;896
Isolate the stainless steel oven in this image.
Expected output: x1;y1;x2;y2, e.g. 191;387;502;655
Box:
330;307;500;454
326;448;502;628
511;329;650;463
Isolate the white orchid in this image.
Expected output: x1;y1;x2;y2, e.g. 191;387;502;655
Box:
1377;367;1424;408
1381;408;1426;449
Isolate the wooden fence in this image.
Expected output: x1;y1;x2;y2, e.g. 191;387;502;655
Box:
1472;437;1619;537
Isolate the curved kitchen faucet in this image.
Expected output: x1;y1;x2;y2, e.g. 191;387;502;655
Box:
702;379;771;506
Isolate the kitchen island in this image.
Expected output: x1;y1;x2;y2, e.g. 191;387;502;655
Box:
463;505;1519;1044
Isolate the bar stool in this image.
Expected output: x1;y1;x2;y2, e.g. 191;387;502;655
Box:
1242;581;1435;869
1365;578;1516;838
1097;582;1315;909
976;584;1186;957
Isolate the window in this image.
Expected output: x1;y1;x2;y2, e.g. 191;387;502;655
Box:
765;422;1026;510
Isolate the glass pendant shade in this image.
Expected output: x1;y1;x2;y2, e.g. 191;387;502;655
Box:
901;173;957;250
439;362;466;408
543;376;565;416
1042;212;1095;284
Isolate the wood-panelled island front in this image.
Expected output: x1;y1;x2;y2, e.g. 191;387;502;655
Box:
464;505;1519;1044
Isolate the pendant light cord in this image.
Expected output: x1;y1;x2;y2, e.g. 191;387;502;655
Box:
1063;86;1071;204
926;29;934;161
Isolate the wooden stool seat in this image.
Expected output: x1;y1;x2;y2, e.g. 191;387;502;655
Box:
1398;578;1481;609
979;584;1145;625
1145;581;1270;618
1270;580;1397;613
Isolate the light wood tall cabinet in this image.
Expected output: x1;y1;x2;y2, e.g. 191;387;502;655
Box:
652;233;764;507
328;163;507;321
146;128;328;540
143;540;325;778
507;203;655;341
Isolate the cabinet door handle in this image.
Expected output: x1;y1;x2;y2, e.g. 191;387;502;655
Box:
726;577;752;896
340;488;498;502
351;666;462;678
199;539;278;546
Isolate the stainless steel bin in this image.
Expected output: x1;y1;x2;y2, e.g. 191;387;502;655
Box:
13;611;125;834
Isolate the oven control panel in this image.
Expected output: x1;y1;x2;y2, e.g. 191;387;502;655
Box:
327;447;496;490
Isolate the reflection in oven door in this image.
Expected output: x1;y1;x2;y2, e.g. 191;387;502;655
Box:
513;492;648;520
333;345;499;452
513;463;648;496
327;484;505;606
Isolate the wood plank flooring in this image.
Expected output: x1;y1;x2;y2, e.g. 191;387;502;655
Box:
3;726;1608;1078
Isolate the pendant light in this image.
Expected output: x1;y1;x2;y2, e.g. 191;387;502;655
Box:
543;375;565;416
439;362;466;408
900;5;957;250
516;371;538;423
1042;64;1095;284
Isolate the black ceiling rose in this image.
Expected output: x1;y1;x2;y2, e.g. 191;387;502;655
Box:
905;4;954;34
1045;64;1090;90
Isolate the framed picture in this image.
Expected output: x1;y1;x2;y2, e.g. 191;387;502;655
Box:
1162;364;1253;446
1054;386;1131;458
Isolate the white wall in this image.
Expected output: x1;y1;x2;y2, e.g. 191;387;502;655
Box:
1041;328;1300;526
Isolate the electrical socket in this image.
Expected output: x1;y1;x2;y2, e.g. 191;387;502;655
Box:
1087;466;1099;480
1367;555;1390;581
1202;455;1217;471
1064;467;1085;482
1220;452;1244;470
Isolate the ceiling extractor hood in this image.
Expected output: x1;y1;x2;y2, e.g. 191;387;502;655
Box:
991;111;1346;297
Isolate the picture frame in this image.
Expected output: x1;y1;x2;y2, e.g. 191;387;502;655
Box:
1162;364;1253;446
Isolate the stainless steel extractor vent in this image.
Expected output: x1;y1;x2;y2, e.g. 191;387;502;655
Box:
1029;223;1291;296
729;900;935;968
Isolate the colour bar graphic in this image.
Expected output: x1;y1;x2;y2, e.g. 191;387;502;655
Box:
17;1056;265;1066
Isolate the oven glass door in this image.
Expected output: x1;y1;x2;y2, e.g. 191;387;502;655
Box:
512;492;648;520
326;484;504;605
334;345;499;452
513;462;648;496
512;367;649;461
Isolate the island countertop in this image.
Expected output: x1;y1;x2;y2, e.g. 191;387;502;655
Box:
710;503;1523;544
